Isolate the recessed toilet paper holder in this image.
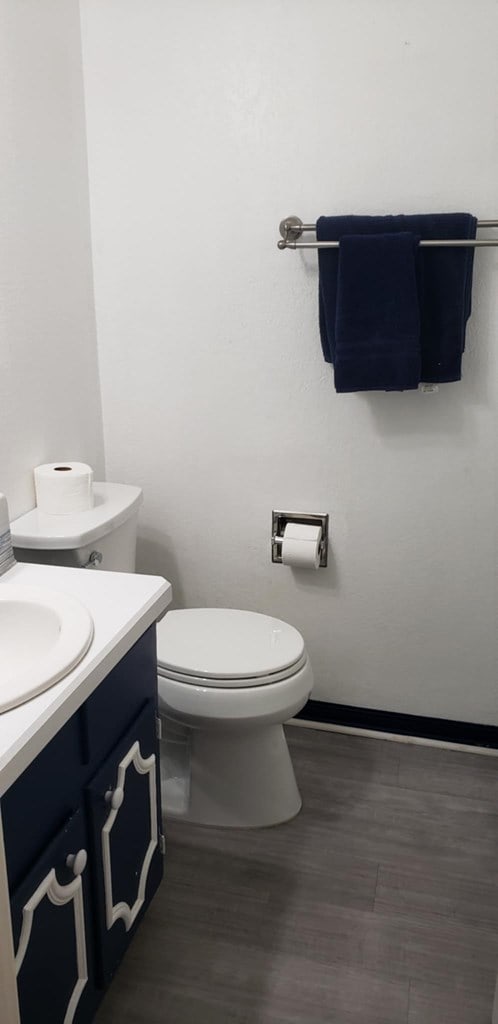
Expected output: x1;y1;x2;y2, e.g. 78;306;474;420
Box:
271;510;329;567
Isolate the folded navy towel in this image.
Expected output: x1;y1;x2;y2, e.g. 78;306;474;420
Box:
334;232;421;393
317;213;477;387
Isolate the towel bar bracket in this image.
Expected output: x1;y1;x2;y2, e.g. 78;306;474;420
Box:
278;216;304;249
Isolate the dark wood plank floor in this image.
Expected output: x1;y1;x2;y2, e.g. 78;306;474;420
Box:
95;727;498;1023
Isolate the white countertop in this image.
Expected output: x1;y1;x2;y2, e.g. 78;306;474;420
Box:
0;562;172;796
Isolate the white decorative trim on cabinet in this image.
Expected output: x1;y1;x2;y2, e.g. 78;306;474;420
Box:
101;740;158;933
15;861;88;1024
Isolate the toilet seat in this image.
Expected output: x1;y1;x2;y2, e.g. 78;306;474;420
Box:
158;658;313;728
157;650;309;688
156;608;307;689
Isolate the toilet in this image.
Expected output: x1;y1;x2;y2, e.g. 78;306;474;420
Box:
11;482;313;827
157;607;312;826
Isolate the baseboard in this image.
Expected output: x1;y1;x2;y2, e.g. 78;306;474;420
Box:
294;699;498;750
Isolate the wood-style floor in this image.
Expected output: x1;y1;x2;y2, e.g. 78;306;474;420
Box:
95;727;498;1023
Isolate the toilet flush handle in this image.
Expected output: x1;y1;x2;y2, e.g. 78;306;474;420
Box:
82;550;103;569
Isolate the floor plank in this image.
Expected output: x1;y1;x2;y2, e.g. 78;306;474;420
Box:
95;727;498;1024
408;978;495;1024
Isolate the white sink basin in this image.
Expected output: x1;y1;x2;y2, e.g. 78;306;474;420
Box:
0;585;94;713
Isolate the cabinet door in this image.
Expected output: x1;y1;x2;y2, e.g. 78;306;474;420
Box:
11;809;94;1024
86;700;163;984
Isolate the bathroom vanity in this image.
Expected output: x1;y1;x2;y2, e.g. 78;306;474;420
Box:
0;561;171;1024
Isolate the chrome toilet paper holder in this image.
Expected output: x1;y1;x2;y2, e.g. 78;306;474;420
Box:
271;510;329;567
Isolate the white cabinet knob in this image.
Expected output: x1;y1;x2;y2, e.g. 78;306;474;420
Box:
66;849;88;876
105;786;124;811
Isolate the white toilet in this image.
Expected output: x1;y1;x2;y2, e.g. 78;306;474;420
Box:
11;482;313;827
157;607;312;826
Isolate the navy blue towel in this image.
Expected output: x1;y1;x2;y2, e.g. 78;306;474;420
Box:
317;213;477;388
334;232;421;393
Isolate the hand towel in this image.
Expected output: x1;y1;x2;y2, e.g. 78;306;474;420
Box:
317;213;477;386
334;232;421;393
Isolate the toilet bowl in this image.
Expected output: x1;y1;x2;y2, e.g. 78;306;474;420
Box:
157;608;313;827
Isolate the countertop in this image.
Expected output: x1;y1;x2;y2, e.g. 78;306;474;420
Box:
0;562;171;796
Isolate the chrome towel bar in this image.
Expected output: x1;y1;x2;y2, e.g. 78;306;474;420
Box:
278;216;498;250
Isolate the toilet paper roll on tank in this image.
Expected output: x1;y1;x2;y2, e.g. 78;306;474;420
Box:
34;462;94;515
281;522;322;569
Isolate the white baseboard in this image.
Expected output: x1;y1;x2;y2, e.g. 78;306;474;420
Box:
287;717;498;758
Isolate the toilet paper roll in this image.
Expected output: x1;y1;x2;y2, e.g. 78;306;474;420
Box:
281;522;322;569
34;462;94;515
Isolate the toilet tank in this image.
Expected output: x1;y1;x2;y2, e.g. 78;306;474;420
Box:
10;483;142;573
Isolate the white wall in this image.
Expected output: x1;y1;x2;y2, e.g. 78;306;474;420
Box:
80;0;498;723
0;0;104;519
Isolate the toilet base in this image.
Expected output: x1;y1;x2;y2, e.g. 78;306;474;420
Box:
161;722;302;828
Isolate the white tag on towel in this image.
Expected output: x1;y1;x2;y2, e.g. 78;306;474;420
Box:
419;383;439;393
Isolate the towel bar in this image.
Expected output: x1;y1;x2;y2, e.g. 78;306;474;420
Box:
278;216;498;250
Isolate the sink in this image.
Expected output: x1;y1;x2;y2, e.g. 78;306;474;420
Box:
0;585;94;713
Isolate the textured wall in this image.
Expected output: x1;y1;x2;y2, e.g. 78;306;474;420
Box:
81;0;498;722
0;0;104;519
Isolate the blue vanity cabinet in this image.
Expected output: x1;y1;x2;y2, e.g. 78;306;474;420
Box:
1;625;164;1024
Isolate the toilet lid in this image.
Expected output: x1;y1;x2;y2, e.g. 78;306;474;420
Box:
156;608;305;683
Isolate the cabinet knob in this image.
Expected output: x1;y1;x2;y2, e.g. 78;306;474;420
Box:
105;786;124;811
66;849;88;876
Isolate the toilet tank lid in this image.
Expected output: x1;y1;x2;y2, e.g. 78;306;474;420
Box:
10;483;142;550
156;608;305;680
